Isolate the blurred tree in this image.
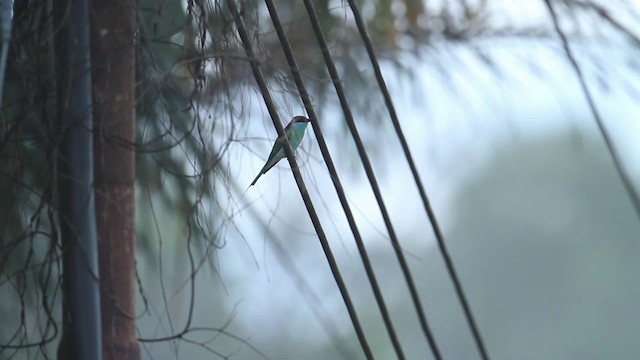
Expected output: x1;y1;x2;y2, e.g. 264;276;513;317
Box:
90;0;139;358
441;133;640;359
282;133;640;360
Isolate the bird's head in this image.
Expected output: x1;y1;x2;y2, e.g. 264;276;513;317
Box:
288;115;311;130
292;115;310;124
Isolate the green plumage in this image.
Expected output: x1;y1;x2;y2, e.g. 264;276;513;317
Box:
250;116;310;186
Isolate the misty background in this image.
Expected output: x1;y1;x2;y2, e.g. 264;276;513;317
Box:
1;0;639;359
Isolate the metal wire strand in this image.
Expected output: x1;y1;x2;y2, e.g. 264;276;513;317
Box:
301;0;442;358
346;1;491;359
225;1;374;358
544;0;640;219
263;0;406;358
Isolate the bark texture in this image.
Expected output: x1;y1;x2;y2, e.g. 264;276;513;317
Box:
90;0;139;357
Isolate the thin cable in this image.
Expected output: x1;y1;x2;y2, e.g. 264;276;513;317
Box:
228;178;358;359
263;0;406;358
346;1;491;359
544;0;640;219
301;1;442;358
225;1;374;358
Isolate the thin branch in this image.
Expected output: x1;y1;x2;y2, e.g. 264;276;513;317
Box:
564;0;640;46
346;1;491;359
263;0;407;358
301;0;443;358
226;1;374;358
543;0;640;219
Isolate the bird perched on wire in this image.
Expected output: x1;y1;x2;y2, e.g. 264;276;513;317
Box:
250;115;311;186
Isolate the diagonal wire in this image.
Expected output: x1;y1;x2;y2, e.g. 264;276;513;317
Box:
228;179;359;359
301;0;442;358
543;0;640;219
346;1;491;359
225;1;374;358
263;0;406;358
565;0;640;47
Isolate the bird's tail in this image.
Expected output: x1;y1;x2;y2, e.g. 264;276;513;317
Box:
250;171;263;186
232;171;262;214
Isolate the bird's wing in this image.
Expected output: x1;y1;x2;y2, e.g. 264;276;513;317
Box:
260;135;287;174
266;134;286;161
251;124;305;186
250;140;281;186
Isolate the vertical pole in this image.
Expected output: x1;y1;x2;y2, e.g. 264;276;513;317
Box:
55;0;103;357
90;0;139;357
0;0;12;108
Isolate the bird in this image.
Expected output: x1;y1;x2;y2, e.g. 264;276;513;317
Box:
250;115;311;186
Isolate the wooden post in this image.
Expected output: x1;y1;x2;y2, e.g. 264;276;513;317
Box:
90;0;140;357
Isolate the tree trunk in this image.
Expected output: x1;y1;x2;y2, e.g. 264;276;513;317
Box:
90;0;139;357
